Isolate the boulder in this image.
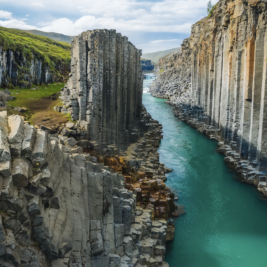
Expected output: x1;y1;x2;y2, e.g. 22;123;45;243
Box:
11;158;29;187
0;111;11;162
31;130;48;167
8;115;24;156
0;161;11;178
27;196;41;216
166;225;175;241
22;124;36;158
66;122;75;129
65;137;77;147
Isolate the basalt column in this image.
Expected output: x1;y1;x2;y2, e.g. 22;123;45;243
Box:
61;30;143;150
176;0;267;171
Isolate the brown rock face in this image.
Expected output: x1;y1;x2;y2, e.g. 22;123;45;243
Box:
151;0;267;171
95;119;178;221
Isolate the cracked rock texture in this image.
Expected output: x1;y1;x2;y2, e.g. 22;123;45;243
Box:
0;48;69;88
0;111;170;267
150;0;267;171
60;29;143;150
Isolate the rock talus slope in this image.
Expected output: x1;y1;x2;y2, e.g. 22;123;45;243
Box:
151;0;267;173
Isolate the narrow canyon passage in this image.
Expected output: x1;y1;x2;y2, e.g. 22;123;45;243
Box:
143;74;267;267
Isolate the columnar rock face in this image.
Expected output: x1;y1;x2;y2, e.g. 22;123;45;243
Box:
60;30;143;150
0;48;69;88
0;110;170;267
151;0;267;171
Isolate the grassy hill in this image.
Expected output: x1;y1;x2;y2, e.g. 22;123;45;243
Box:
24;29;74;44
142;47;180;64
0;26;71;70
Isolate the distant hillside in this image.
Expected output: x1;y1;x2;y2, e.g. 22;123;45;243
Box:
142;47;180;64
23;29;74;44
0;26;71;87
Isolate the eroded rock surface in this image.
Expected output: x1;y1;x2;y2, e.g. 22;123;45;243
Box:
0;109;173;266
150;0;267;194
59;29;143;150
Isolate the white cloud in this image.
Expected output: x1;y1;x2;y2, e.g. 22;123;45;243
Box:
32;2;45;8
0;19;35;30
0;0;209;51
0;10;12;20
0;0;207;35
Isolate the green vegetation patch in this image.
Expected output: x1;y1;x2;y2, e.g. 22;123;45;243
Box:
0;27;71;71
3;83;64;108
1;82;70;124
159;68;164;73
207;1;218;17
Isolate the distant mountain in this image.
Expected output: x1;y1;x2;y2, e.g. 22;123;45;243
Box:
23;29;75;44
142;47;180;64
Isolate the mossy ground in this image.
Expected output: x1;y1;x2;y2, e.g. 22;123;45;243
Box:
1;83;69;126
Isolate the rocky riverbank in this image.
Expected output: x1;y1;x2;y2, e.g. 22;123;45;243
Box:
172;104;267;198
149;0;267;199
0;104;177;267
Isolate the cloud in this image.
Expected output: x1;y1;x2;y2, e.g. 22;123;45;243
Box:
32;2;45;8
39;15;192;36
0;0;210;51
0;19;35;30
0;0;207;35
0;10;13;20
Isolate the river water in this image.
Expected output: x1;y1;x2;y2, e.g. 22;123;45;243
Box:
142;73;267;267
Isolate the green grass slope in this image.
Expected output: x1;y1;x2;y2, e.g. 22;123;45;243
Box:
24;29;74;44
142;47;180;64
0;26;71;70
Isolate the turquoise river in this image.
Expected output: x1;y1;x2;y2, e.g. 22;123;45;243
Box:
142;73;267;267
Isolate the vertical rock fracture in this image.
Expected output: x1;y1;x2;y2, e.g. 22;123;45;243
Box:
150;0;267;186
0;29;173;267
61;30;143;150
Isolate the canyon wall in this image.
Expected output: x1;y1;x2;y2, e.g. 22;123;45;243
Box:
60;30;143;151
151;0;267;171
0;48;69;88
0;29;174;267
0;111;171;267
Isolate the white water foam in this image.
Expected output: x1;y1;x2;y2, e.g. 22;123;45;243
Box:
143;86;149;94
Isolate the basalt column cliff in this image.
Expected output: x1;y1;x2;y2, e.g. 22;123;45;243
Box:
61;30;143;149
151;0;267;175
0;29;172;267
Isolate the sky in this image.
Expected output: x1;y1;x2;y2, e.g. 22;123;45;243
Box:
0;0;214;54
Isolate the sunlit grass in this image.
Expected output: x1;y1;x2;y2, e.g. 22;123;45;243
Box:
0;27;71;71
3;83;64;108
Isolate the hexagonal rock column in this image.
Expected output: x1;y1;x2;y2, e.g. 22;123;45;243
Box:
60;29;143;150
